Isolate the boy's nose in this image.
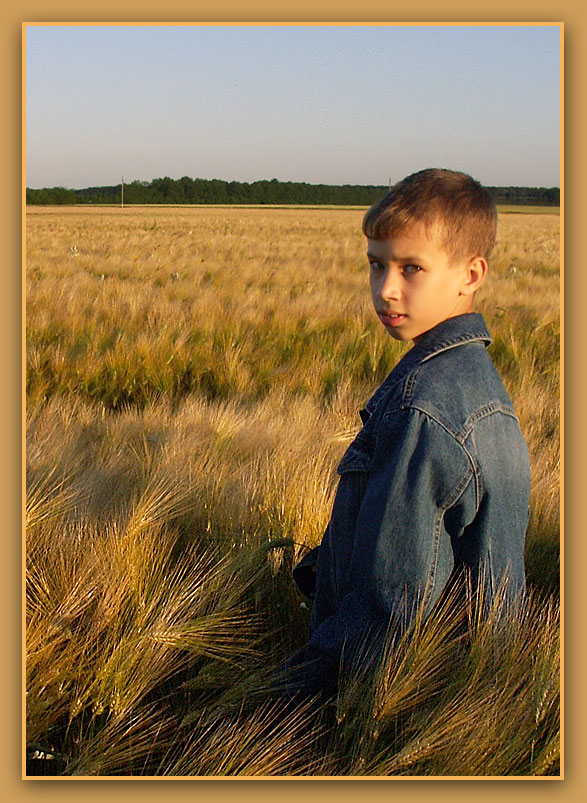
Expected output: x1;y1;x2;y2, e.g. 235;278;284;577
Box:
380;269;402;301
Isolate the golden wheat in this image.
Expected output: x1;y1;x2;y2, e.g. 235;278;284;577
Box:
26;205;560;776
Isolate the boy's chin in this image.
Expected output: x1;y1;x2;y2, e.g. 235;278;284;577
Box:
384;327;414;342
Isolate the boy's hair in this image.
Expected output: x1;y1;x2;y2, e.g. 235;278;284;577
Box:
362;168;497;263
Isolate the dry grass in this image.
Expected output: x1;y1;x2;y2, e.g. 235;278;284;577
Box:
25;206;560;776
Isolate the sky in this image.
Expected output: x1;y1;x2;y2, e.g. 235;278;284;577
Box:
25;24;561;190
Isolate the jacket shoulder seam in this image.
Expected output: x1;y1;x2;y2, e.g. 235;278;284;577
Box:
460;402;519;439
392;404;482;508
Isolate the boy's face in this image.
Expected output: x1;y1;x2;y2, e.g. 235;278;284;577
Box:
367;224;481;343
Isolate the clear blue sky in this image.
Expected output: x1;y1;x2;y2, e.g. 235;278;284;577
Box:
25;24;561;189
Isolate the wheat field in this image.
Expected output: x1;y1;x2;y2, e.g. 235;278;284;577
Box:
25;205;560;776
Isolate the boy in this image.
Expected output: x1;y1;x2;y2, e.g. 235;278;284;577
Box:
282;168;531;701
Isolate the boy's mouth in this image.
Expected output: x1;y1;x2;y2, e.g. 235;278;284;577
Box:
378;311;407;327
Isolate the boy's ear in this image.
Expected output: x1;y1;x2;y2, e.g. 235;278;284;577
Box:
460;256;487;296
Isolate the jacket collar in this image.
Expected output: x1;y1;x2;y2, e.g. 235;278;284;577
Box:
362;313;492;419
404;312;492;365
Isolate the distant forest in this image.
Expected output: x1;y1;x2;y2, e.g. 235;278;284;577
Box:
26;176;560;207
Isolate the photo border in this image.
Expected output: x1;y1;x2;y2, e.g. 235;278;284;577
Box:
7;0;579;799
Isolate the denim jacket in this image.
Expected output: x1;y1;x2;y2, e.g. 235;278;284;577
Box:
284;313;531;697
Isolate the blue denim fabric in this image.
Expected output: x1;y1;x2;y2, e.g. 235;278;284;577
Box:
283;313;531;697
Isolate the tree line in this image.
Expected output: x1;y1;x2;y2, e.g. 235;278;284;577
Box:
25;176;560;207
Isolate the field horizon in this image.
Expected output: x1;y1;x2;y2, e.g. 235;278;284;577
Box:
26;202;561;214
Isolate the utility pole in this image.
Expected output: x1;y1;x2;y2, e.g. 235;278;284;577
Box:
121;176;124;208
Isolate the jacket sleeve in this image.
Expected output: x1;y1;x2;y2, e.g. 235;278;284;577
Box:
282;407;478;697
292;545;320;600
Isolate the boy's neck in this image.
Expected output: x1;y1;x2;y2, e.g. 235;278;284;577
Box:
413;309;476;344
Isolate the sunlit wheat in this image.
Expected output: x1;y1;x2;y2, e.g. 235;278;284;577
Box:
26;206;560;776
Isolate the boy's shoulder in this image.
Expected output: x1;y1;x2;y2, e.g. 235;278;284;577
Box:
400;339;517;435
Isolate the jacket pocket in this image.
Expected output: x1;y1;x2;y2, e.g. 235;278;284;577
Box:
336;438;373;476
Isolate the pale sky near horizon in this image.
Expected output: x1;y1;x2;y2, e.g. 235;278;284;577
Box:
25;24;561;190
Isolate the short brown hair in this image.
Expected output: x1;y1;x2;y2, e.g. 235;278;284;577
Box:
362;168;497;263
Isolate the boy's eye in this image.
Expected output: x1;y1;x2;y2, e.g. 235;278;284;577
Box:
368;260;384;271
403;264;422;275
